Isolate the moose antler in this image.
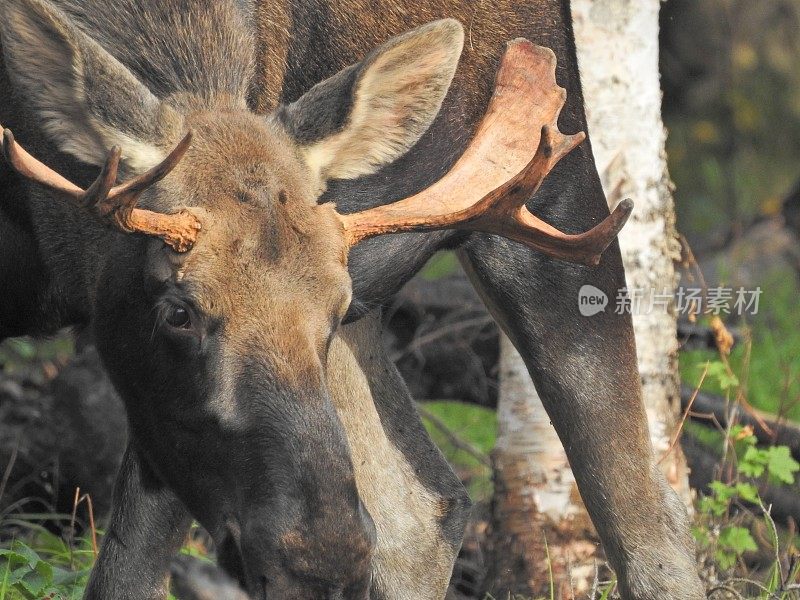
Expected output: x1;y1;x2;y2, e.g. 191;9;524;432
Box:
337;40;633;266
1;129;201;252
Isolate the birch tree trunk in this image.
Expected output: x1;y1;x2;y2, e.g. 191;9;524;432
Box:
485;336;595;596
486;0;690;594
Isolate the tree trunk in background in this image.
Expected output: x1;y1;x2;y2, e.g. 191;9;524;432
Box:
485;336;595;596
485;0;690;595
571;0;691;502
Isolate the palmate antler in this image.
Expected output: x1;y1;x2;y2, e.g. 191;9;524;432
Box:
1;129;201;252
336;40;632;266
2;40;627;262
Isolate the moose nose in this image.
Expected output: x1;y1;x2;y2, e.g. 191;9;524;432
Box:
242;498;375;598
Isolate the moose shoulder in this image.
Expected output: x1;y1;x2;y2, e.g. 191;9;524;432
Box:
0;0;704;599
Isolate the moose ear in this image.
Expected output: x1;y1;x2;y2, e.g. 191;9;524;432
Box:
278;19;464;181
0;0;172;171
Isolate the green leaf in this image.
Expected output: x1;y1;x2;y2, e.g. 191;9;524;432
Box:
33;560;53;583
730;424;757;447
738;446;768;477
719;525;758;555
720;373;739;390
710;480;737;501
766;445;800;484
735;482;760;503
0;558;10;599
699;496;726;517
715;548;738;571
0;551;32;568
699;481;738;517
17;570;48;597
9;543;40;571
6;565;31;586
705;361;739;390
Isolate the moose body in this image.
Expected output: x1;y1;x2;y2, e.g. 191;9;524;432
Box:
0;0;705;599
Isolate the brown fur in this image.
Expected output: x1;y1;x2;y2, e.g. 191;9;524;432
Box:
0;1;467;597
327;314;461;600
152;111;351;385
0;0;706;598
250;0;530;114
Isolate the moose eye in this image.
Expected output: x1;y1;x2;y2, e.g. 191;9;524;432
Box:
164;305;191;329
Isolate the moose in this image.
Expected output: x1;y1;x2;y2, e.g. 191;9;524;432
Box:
0;0;705;598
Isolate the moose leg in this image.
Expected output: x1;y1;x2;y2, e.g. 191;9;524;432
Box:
85;445;192;600
458;237;704;600
327;314;472;600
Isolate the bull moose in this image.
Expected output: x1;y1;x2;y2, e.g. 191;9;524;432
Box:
0;0;706;598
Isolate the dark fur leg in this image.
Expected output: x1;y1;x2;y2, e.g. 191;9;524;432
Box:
458;238;704;600
84;445;192;600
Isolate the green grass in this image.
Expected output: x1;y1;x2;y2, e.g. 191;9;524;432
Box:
423;400;497;453
421;400;497;501
0;531;94;600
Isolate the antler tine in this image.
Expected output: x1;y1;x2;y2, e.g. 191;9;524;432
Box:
97;131;197;246
2;128;84;200
336;40;632;267
108;131;193;200
463;124;633;266
83;145;122;209
0;126;200;252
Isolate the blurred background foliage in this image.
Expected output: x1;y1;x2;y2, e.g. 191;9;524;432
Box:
662;0;800;248
663;0;800;419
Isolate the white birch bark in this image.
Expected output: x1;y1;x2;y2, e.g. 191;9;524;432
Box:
495;335;580;527
490;335;595;593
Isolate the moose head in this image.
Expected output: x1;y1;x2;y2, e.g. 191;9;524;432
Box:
0;0;629;596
